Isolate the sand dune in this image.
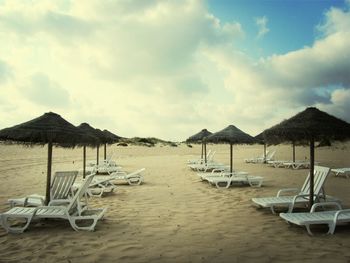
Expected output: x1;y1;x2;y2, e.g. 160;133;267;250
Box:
0;143;350;263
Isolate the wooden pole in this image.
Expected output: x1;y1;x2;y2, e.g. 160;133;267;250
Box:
83;146;86;179
96;145;99;165
230;143;233;174
104;143;107;160
201;142;204;160
204;142;207;164
292;142;296;163
263;143;267;163
46;142;53;205
309;138;315;209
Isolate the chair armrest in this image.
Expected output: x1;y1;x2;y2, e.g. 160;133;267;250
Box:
24;196;45;206
311;202;342;213
277;188;299;197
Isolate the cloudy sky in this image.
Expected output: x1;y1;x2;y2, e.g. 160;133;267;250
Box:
1;0;350;141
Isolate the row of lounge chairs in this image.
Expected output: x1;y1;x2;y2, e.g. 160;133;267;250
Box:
1;159;146;233
188;150;350;235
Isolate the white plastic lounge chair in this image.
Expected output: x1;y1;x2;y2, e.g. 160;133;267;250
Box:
206;172;264;188
280;202;350;235
245;151;269;163
187;150;213;165
8;171;78;207
76;176;117;198
246;150;276;164
198;169;249;181
1;174;106;233
108;168;145;185
267;160;290;168
252;166;339;214
188;162;228;172
331;168;350;178
283;161;320;170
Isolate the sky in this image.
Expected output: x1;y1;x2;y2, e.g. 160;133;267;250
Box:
1;0;350;141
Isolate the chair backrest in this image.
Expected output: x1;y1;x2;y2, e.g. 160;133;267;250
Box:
300;166;330;196
126;168;145;178
266;150;276;160
67;174;94;213
50;171;78;200
208;151;216;162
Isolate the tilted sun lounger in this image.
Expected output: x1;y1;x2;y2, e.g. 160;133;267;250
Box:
198;169;249;181
280;202;350;235
251;166;340;214
206;172;264;188
82;176;117;198
1;174;106;233
331;168;350;178
283;161;320;170
8;171;78;207
108;168;145;185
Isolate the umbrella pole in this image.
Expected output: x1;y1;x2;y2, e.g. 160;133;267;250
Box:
263;143;267;163
309;138;315;209
204;142;207;164
104;143;107;161
292;142;296;163
96;146;99;165
83;146;86;179
230;143;233;174
46;142;53;205
201;142;204;161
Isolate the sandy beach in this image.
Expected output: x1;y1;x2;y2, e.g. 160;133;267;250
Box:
1;143;350;263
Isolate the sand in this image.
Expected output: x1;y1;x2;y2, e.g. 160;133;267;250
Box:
0;142;350;263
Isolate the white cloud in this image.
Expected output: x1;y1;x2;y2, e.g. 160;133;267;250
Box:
0;0;349;140
255;16;270;39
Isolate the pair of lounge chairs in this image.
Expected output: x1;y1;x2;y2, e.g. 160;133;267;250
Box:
1;174;106;233
245;150;276;164
252;166;347;235
187;150;215;165
79;168;145;197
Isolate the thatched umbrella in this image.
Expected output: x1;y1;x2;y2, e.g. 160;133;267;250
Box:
206;125;256;173
254;132;267;163
102;129;120;160
262;107;350;208
77;123;103;178
0;112;97;204
186;129;212;163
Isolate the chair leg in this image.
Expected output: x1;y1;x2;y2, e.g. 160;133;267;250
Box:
1;214;33;233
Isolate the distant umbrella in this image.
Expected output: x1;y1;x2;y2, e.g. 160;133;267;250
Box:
206;125;256;173
262;107;350;208
0;112;97;204
186;129;212;162
77;123;103;178
102;129;120;160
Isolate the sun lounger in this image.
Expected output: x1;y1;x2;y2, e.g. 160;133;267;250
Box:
1;174;106;233
245;150;276;164
267;160;290;168
283;161;320;170
245;151;269;163
331;168;350;178
252;166;340;214
280;202;350;235
78;177;117;198
108;168;145;185
8;171;78;207
206;172;264;188
187;150;214;165
198;169;249;181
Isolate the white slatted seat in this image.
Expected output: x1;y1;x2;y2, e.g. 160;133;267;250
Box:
280;202;350;235
252;166;340;214
1;174;106;233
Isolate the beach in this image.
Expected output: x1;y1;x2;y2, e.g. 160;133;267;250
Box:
1;143;350;263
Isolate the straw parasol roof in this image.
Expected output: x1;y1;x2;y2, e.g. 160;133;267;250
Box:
206;125;256;144
262;107;350;209
0;112;97;147
0;112;98;204
186;129;212;143
102;129;121;143
262;107;350;144
206;125;256;173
